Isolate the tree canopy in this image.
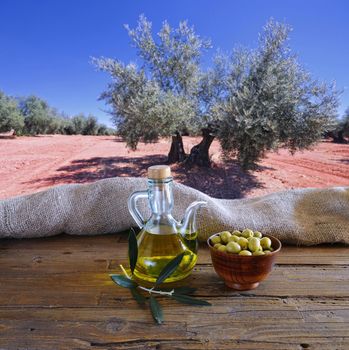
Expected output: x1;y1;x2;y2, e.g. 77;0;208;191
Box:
0;91;24;133
19;95;56;135
94;15;209;151
218;20;339;168
95;16;340;170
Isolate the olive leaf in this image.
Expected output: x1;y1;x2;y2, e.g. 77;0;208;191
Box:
149;296;163;324
131;288;146;305
110;274;137;289
128;227;138;274
171;294;212;306
155;252;185;287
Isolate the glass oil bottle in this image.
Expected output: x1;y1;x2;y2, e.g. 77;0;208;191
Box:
128;165;206;283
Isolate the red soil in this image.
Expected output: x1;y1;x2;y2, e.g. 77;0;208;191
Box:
0;135;348;200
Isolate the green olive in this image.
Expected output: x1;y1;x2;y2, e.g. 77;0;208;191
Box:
253;250;265;256
260;237;272;249
226;242;241;254
254;231;263;239
248;237;261;252
239;250;252;256
232;230;242;236
217;245;227;252
237;237;249;249
228;235;240;243
242;229;254;238
211;235;221;245
269;247;274;252
213;243;222;249
264;250;271;254
219;231;232;243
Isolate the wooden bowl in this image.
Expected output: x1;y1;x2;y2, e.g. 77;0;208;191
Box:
207;233;281;291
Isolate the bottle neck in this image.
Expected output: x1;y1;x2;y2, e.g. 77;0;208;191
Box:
145;177;178;234
148;178;174;215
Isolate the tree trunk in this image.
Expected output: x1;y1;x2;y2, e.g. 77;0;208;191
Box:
186;128;215;167
333;130;347;144
167;132;187;163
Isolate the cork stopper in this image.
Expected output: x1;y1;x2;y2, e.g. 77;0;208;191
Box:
148;165;172;179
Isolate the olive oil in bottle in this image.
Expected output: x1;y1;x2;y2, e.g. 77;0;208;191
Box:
134;230;197;283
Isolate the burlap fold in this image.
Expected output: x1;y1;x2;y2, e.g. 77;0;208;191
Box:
0;177;348;245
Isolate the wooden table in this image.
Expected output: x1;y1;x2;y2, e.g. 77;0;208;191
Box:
0;234;348;349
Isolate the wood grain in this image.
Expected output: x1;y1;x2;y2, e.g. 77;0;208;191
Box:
0;234;348;349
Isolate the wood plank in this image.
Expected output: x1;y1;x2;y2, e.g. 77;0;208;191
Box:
1;234;349;268
1;246;348;277
0;298;348;350
0;264;348;308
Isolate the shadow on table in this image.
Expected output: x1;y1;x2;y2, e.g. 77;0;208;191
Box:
23;155;264;199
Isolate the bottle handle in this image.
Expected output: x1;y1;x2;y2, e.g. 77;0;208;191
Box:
127;190;148;228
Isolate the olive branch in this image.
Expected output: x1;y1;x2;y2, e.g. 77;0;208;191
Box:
110;228;211;324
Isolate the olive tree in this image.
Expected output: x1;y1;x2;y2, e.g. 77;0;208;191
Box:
69;114;85;134
19;95;55;135
82;115;99;135
94;15;209;162
0;91;24;133
218;20;339;169
95;16;339;169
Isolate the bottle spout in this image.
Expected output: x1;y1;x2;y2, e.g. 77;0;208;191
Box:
180;201;207;234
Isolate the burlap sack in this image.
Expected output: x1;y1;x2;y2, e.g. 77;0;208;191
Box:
0;177;348;245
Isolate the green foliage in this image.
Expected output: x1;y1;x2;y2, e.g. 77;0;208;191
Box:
97;124;109;135
18;95;77;135
19;95;54;135
155;252;184;287
61;120;75;135
341;109;349;137
94;15;209;149
97;125;115;135
96;16;339;169
0;91;113;136
82;115;98;135
130;287;146;305
110;275;137;288
327;108;349;143
0;91;24;133
333;108;349;138
98;62;161;148
128;228;138;274
218;20;339;169
71;114;86;134
149;296;163;324
125;14;211;95
66;113;114;136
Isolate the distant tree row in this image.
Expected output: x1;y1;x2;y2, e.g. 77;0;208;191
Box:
0;92;114;136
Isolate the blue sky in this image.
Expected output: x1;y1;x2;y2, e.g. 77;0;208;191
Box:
1;0;348;127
